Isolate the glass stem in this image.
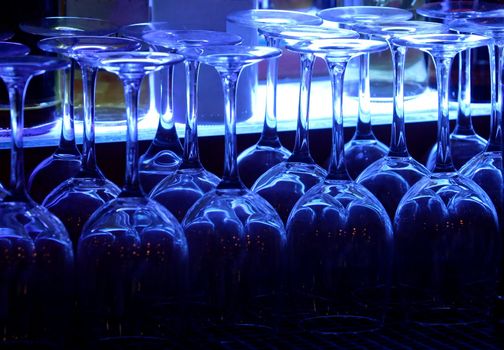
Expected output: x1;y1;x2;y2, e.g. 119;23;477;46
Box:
217;70;245;191
120;78;143;197
354;52;373;139
487;43;503;153
6;77;33;204
433;55;456;173
258;36;281;147
179;59;202;170
79;64;101;178
326;60;351;181
388;43;409;158
288;53;315;164
453;49;474;135
56;60;80;156
143;65;182;156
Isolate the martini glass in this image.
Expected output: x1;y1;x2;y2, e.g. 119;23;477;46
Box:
417;1;503;170
393;33;500;326
0;56;73;345
78;51;187;341
40;36;141;250
285;38;392;335
251;25;359;224
227;9;322;188
119;22;185;193
143;30;241;222
0;41;30;201
354;21;447;220
20;17;119;203
182;45;285;332
317;6;413;179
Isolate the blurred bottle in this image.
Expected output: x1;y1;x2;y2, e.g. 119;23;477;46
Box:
65;0;151;125
0;0;62;133
316;1;429;102
150;0;258;125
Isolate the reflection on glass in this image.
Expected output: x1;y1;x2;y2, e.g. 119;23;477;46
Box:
183;45;286;334
285;38;393;335
78;51;187;341
393;33;500;326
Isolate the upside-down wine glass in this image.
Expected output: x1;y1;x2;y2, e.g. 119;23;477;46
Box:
0;41;30;201
119;22;184;193
182;45;286;333
40;36;141;250
20;17;119;203
451;16;504;323
0;56;73;346
417;1;503;170
251;25;359;223
227;9;322;188
77;51;187;342
452;16;504;226
354;21;447;220
285;38;393;335
144;30;241;222
317;6;413;179
393;33;500;326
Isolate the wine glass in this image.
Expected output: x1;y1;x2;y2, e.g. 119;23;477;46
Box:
119;22;185;193
317;6;413;179
450;16;504;319
40;36;141;250
182;45;285;333
19;18;118;204
227;9;322;188
285;38;392;335
143;30;241;222
0;56;73;345
77;51;187;341
451;17;504;223
0;41;30;201
417;1;503;170
393;33;500;326
354;21;447;220
19;17;119;203
251;25;359;224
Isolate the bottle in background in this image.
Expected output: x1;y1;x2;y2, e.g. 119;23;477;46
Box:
150;0;259;125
